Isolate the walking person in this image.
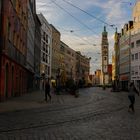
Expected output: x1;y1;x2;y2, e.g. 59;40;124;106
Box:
51;80;56;94
45;80;51;102
128;82;139;113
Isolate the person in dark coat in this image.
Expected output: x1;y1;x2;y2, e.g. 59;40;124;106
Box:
128;82;139;113
45;80;51;102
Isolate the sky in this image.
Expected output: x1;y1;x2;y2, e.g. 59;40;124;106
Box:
36;0;136;74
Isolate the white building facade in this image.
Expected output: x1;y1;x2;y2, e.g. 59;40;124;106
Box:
37;13;52;89
131;0;140;91
131;33;140;91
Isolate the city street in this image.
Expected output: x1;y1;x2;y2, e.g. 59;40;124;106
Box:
0;87;140;140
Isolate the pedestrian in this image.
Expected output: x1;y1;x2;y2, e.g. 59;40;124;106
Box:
45;80;51;102
128;82;139;113
51;80;56;94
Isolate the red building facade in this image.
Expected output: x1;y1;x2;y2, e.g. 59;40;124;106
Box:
108;64;112;84
0;0;28;101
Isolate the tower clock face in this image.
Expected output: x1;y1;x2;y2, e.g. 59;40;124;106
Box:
103;50;107;55
102;46;108;55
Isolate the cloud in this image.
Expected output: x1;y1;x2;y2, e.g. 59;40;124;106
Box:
36;0;134;73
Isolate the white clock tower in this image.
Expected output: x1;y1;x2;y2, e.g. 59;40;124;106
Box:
101;26;109;85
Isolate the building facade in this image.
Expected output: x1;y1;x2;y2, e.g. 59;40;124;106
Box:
131;0;140;91
38;14;52;90
94;69;101;85
63;43;76;80
34;14;41;90
59;41;67;87
112;53;115;81
132;0;140;34
0;0;2;97
131;33;140;91
108;64;112;84
76;51;90;86
50;24;61;80
113;29;121;89
119;22;133;91
0;0;28;101
26;0;35;91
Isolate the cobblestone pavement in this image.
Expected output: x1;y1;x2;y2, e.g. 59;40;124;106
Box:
0;87;140;140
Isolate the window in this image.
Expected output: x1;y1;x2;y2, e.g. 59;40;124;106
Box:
134;17;136;22
131;42;134;48
132;54;134;61
135;53;138;60
13;31;17;46
7;21;12;41
43;53;45;61
46;44;48;53
43;42;45;51
131;66;134;75
67;50;71;55
135;66;138;75
43;32;45;40
136;40;140;47
46;35;48;43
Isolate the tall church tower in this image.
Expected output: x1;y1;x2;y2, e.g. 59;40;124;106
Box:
101;26;109;85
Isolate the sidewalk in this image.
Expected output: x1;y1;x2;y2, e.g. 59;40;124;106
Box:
0;89;80;113
0;91;45;112
0;90;60;113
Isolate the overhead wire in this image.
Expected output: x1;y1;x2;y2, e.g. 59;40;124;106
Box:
61;28;96;46
58;26;98;47
50;0;100;38
37;3;98;48
61;0;116;30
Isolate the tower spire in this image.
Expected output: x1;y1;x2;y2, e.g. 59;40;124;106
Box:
104;26;106;32
116;27;117;33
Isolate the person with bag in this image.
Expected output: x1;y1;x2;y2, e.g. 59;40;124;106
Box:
45;80;51;102
128;82;139;113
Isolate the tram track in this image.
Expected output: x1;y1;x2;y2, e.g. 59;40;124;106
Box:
0;92;126;134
